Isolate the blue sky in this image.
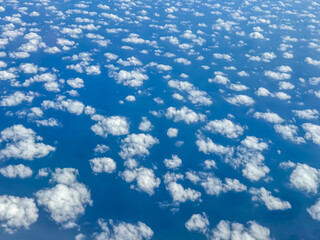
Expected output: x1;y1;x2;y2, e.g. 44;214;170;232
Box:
0;0;320;239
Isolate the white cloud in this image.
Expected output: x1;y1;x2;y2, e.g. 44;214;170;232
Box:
0;195;38;234
185;213;209;233
112;70;148;87
91;115;129;138
0;91;35;107
0;164;32;178
121;167;160;195
204;119;244;139
94;219;153;240
119;133;159;160
167;128;178;138
90;157;116;174
293;109;319;120
274;124;305;144
166;181;201;203
212;220;271;240
196;134;232;155
254;112;284;124
164;155;182;169
138;117;153;132
225;95;255;106
290;163;320;194
250;187;291;211
36;168;92;228
264;71;291;80
165;106;206;124
307;198;320;221
0;124;55;160
302;123;320;145
67;77;84;88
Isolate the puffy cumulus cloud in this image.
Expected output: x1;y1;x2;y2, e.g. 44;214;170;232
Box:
22;72;57;87
255;87;274;97
302;123;320;145
0;91;36;107
185;213;209;234
212;220;271;240
225;95;255;106
204;119;244;139
274;124;305;144
164;155;182;169
111;70;148;87
167;128;178;138
0;164;32;178
35;168;92;228
196;134;232;156
119;133;159;160
213;53;232;61
307;199;320;221
186;172;247;196
93;219;153;240
0;70;17;81
165;106;206;124
0;195;38;234
166;181;201;204
42;97;85;115
91;115;129;138
121;167;160;195
168;80;212;106
254;112;284;124
249;187;291;211
209;72;230;85
249;32;265;39
221;136;270;182
67;77;84;88
290;163;320;194
186;214;272;240
138;117;153;132
264;71;291;80
305;57;320;67
293;109;319;120
0;124;55;160
90;157;116;174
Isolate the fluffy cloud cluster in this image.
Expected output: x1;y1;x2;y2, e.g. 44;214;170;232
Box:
112;70;148;87
165;106;206;124
290;163;320;194
0;164;32;178
0;124;55;160
93;219;154;240
119;133;159;160
185;214;272;240
0;195;38;234
35;168;92;228
90;157;116;174
121;167;160;195
204;119;244;139
249;187;291;211
91;115;130;138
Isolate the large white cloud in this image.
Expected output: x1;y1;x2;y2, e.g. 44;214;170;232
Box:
204;119;244;139
249;187;291;211
290;163;320;194
0;124;55;160
121;167;160;195
91;115;130;138
90;157;116;174
119;133;159;160
35;168;92;228
0;195;38;234
94;219;154;240
0;164;32;178
165;106;206;124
